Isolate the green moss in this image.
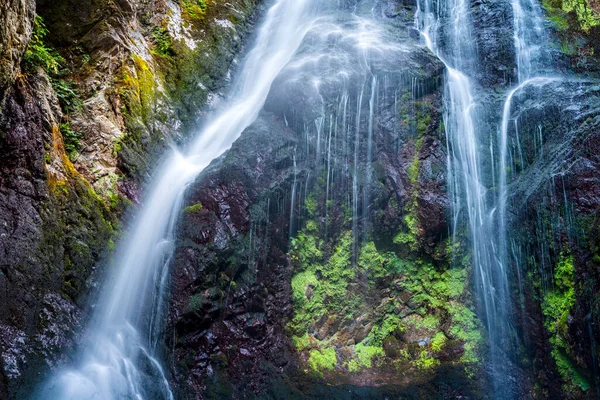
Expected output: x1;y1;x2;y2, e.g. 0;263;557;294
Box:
363;315;403;347
393;213;419;251
430;332;447;353
347;359;360;372
308;347;336;373
184;203;203;213
541;252;590;392
552;348;591;392
413;350;439;370
447;302;482;364
543;0;600;32
291;270;319;305
394;257;483;366
188;293;204;312
408;156;420;184
287;179;480;377
354;343;384;369
290;231;323;267
358;242;386;280
394;136;424;252
181;0;208;21
305;192;318;218
288;230;357;335
119;54;158;124
419;315;441;330
24;15;64;74
292;334;311;351
42;165;118;301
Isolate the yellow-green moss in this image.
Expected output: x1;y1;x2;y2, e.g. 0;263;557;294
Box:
543;0;600;32
184;203;203;213
353;343;384;369
308;347;337;374
413;350;440;370
118;54;159;125
541;253;590;392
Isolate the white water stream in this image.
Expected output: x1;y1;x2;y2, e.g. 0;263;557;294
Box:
36;0;315;398
416;0;554;396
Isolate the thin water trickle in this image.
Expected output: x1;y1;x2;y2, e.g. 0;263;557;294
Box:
35;1;316;398
363;75;377;241
352;85;364;263
289;149;298;239
415;0;551;395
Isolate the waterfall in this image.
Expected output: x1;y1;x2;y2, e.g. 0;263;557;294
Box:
352;86;365;263
363;75;377;241
34;1;316;398
289;150;298;239
415;0;518;395
511;0;548;82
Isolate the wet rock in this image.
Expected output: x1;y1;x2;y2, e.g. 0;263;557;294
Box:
470;0;516;86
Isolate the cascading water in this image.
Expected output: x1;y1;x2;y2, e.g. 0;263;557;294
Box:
511;0;549;82
34;1;315;398
414;0;534;395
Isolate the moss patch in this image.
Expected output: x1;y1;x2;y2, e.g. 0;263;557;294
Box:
288;212;482;379
541;252;591;393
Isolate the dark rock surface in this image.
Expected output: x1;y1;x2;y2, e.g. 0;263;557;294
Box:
166;2;471;397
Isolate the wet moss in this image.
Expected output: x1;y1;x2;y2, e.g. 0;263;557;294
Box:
394;136;424;251
543;0;600;32
308;347;337;375
184;203;204;213
541;252;591;392
288;217;482;378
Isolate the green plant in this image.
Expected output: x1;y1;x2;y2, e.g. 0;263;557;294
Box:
151;27;173;58
353;342;384;369
60;122;84;161
181;0;208;20
188;293;204;312
543;0;600;32
541;252;590;391
413;350;439;370
24;15;64;74
292;334;310;351
358;241;387;281
431;332;447;353
51;78;82;114
308;347;336;373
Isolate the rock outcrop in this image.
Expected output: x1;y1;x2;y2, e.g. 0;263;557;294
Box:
0;0;261;397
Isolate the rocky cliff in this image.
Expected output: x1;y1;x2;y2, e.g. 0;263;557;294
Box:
1;0;600;398
0;0;260;397
167;0;600;399
166;1;485;398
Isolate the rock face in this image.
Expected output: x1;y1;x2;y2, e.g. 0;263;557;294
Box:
502;80;600;399
0;0;261;397
1;0;600;398
167;2;487;398
165;1;600;399
0;0;35;94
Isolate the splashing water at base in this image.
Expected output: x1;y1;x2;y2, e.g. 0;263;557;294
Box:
33;1;316;398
